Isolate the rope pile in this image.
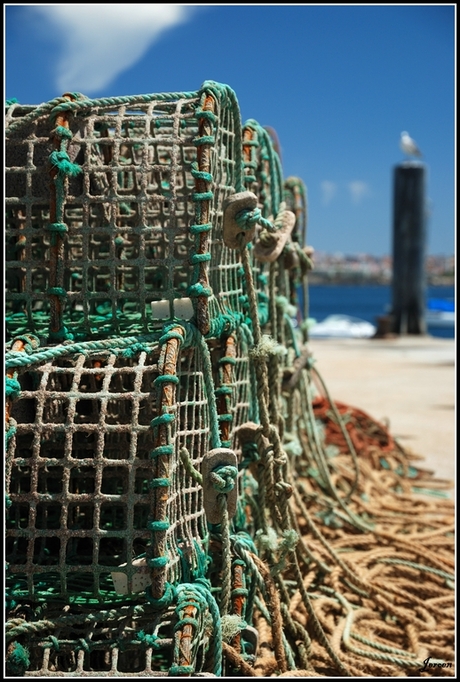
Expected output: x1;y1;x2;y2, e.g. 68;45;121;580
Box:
5;82;454;677
260;393;455;676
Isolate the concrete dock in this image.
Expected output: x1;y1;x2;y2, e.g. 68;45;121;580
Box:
307;334;455;491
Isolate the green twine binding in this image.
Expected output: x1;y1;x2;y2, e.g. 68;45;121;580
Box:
153;374;179;386
48;326;74;343
215;386;233;396
169;664;195;675
150;445;174;458
189;222;212;234
46;222;68;233
49;150;82;178
158;330;185;345
54;125;73;139
76;638;91;653
195;109;218;123
171;580;222;676
174;615;200;631
150;478;170;489
148;520;170;532
6;642;30;676
206;312;245;339
192;190;214;202
188;282;212;298
148;556;169;569
190;253;211;264
193;136;215;147
47;287;67;297
145;582;176;610
150;413;175;429
5;421;17;448
218;355;237;365
49;636;60;651
5;377;21;400
120;342;154;358
135;631;162;649
190;166;213;183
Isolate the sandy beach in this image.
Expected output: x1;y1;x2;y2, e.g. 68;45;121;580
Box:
307;334;455;492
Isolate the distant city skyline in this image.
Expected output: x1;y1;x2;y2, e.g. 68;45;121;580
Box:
308;252;454;287
311;250;454;259
5;4;455;256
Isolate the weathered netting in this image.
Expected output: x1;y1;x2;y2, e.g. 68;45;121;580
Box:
5;82;454;677
5;82;251;342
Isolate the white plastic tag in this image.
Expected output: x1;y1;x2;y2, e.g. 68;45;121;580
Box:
151;297;194;321
111;557;150;595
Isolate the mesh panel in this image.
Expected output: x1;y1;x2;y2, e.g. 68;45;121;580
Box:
6;344;212;606
242;120;283;219
5;90;246;341
8;605;199;676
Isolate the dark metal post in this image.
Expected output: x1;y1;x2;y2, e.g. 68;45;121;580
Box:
391;163;427;334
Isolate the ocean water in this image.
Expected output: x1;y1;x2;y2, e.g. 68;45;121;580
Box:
306;284;455;339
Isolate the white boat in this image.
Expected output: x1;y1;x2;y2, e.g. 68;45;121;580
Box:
426;298;455;329
308;315;376;339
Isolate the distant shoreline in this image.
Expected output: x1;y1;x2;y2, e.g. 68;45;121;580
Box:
308;276;454;287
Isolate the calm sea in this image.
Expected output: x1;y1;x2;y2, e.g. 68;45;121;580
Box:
306;284;455;339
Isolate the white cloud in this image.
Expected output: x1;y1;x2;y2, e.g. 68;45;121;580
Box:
320;180;337;206
32;5;194;94
348;180;370;205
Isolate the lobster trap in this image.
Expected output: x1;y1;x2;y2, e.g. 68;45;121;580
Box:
5;329;257;676
5;82;454;679
5;82;281;343
5;81;307;676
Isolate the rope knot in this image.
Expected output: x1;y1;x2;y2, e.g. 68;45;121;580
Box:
52;125;73;140
259;228;279;247
10;333;40;354
210;465;238;494
49;150;82;177
235;206;262;230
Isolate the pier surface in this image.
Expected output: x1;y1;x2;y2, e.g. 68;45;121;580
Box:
308;334;455;493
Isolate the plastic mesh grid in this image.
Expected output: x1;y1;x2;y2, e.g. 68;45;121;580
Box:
241;119;283;220
6;344;211;606
7;605;207;676
230;333;254;430
5;91;245;342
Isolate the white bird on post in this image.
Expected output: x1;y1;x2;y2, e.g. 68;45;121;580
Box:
400;131;422;159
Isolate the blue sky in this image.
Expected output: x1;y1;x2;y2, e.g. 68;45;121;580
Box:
5;4;455;256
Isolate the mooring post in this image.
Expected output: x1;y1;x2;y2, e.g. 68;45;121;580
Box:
391;162;427;335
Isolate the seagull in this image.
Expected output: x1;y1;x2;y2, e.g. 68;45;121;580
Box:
400;131;422;159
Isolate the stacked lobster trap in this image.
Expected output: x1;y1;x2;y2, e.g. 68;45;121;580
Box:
5;81;308;676
5;82;455;679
